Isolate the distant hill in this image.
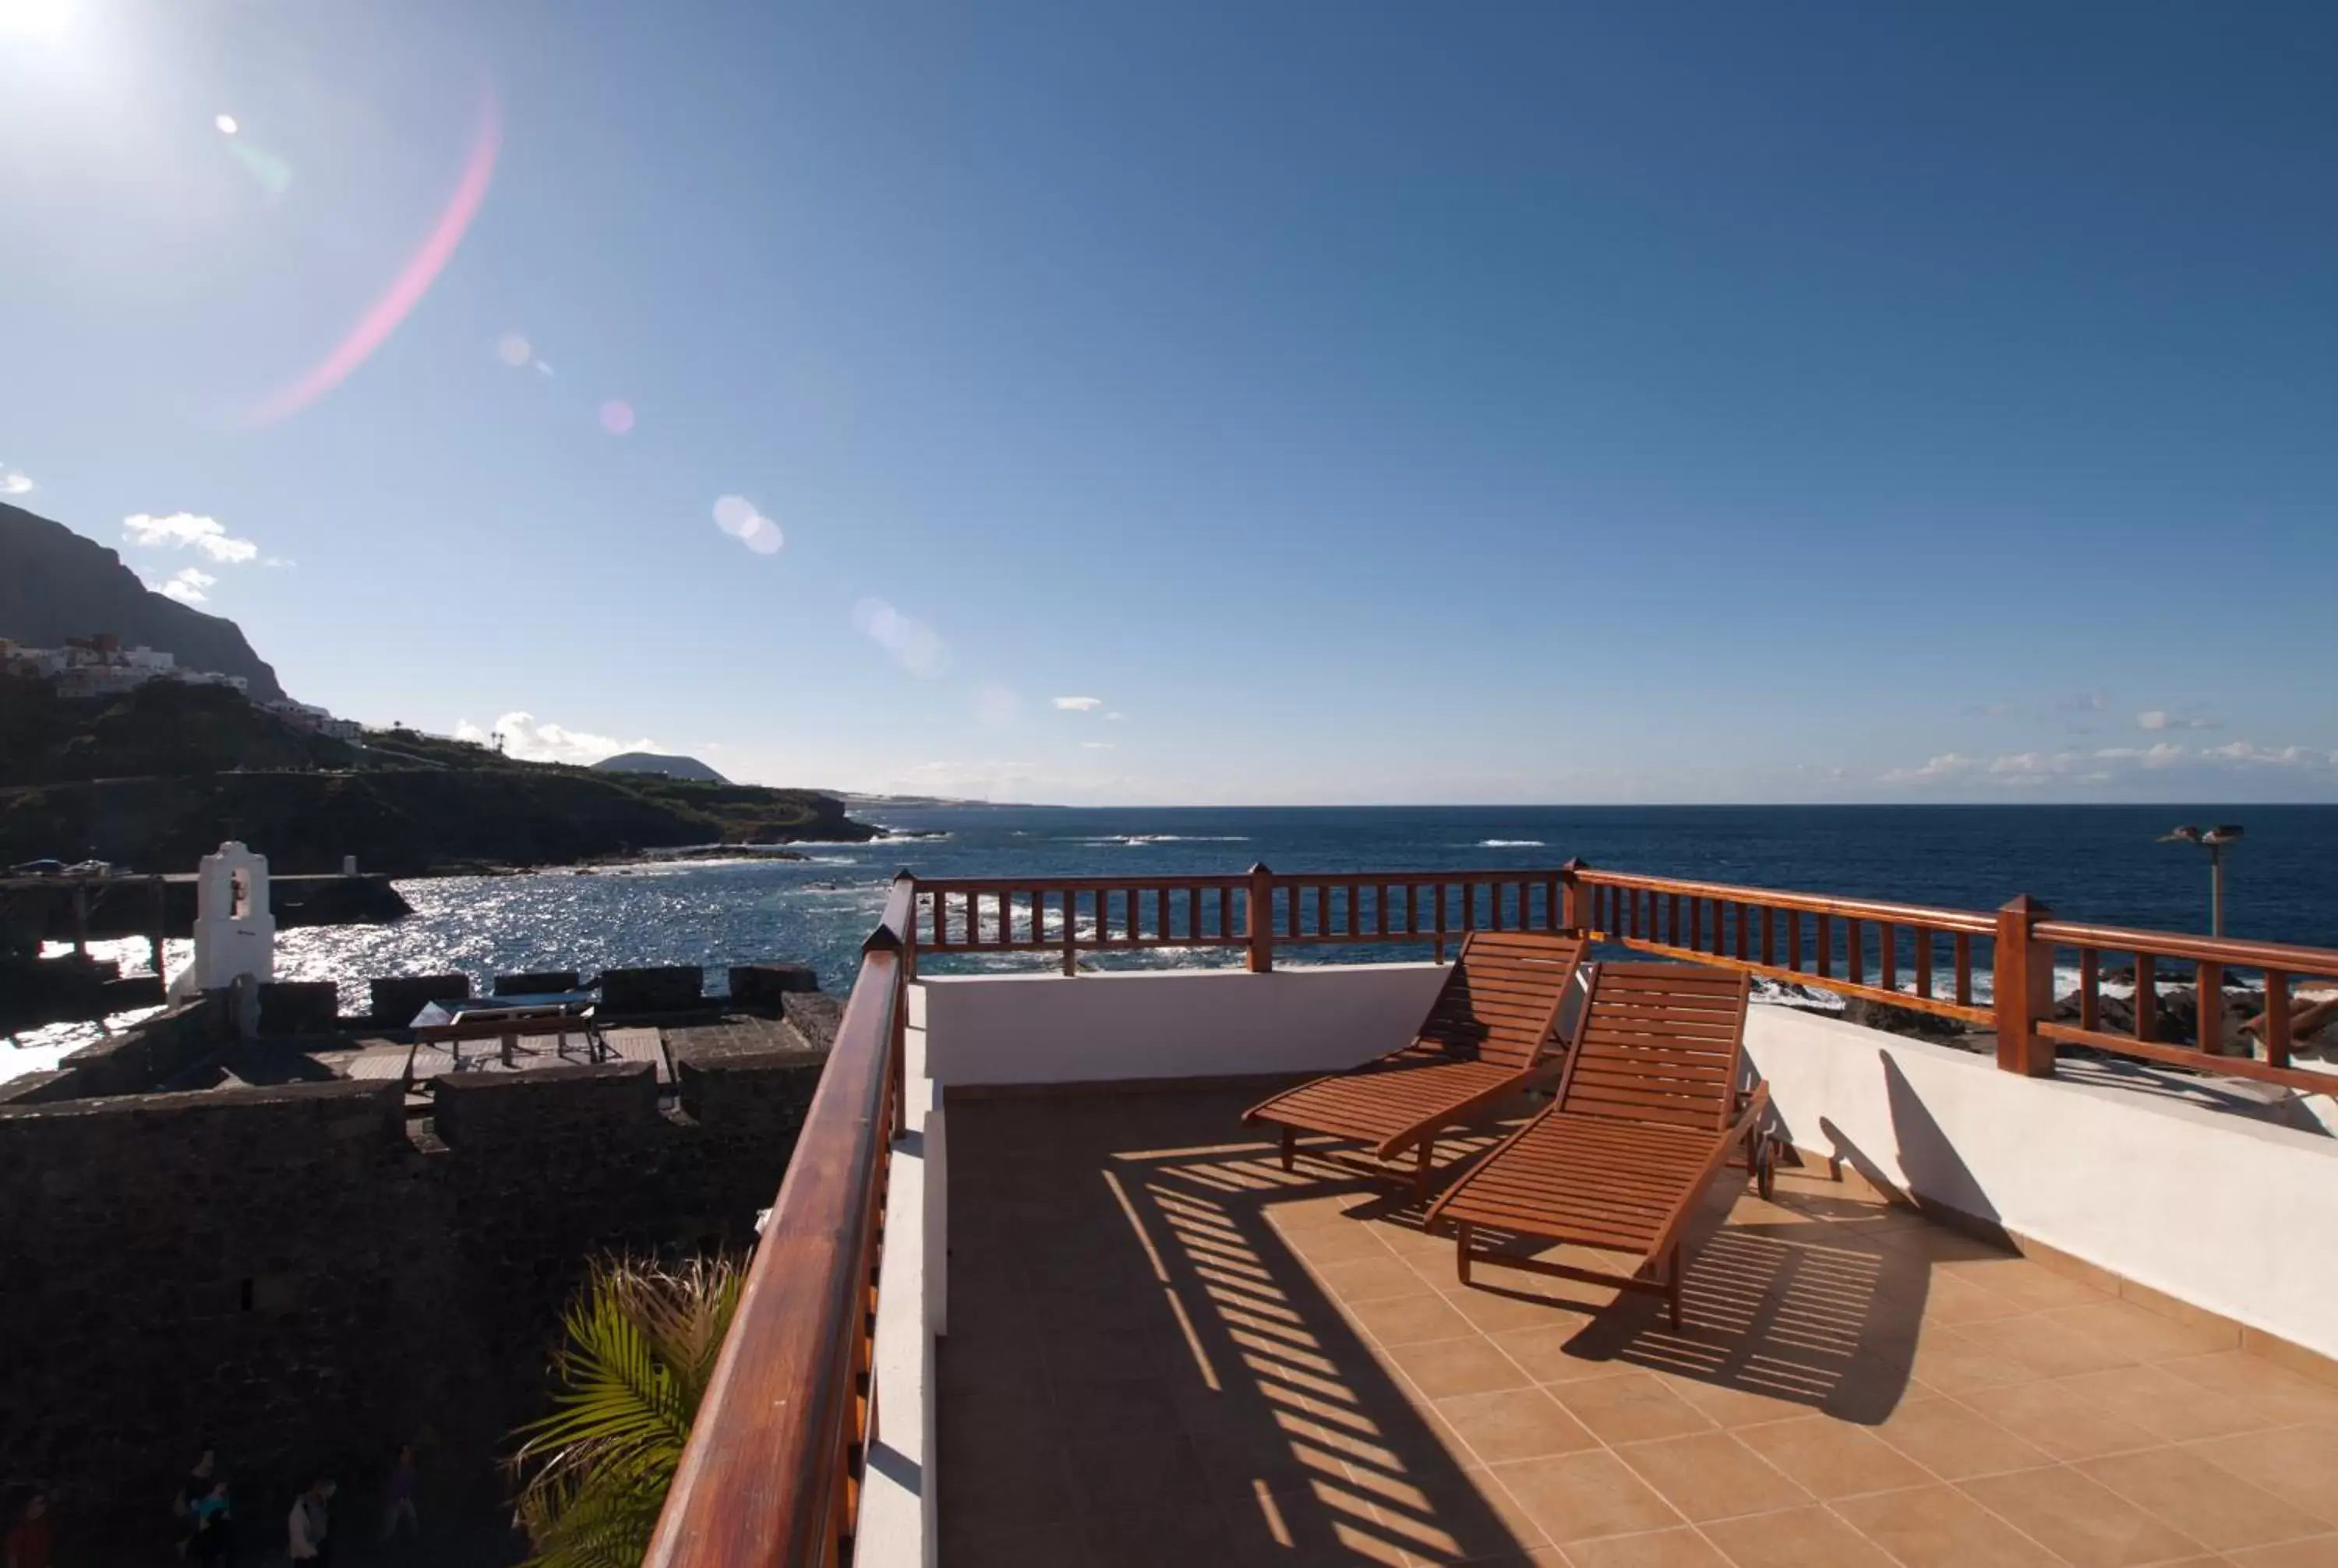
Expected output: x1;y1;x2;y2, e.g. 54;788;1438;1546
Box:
0;677;876;874
0;503;286;701
594;750;729;783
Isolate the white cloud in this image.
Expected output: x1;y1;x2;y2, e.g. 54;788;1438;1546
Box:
1105;711;1128;722
712;495;783;556
156;567;217;604
123;512;259;563
1052;696;1104;712
851;597;945;674
0;469;33;496
1081;741;1115;750
1879;753;1976;783
452;710;655;766
1884;736;2336;789
2137;710;2216;732
2206;740;2333;768
262;556;296;569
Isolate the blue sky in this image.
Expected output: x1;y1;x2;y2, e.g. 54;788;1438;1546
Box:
2;1;2333;803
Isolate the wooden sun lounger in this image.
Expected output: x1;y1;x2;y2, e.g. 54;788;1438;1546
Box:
1242;930;1588;1187
1425;962;1772;1329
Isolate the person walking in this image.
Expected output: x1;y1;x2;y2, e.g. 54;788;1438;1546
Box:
173;1448;216;1552
375;1445;419;1545
2;1492;52;1568
286;1478;334;1565
187;1480;235;1568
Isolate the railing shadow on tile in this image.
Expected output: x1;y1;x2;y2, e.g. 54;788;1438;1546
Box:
938;1093;1539;1566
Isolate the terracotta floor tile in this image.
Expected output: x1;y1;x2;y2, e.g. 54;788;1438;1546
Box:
1561;1527;1734;1566
1550;1372;1719;1445
1653;1374;1819;1432
1446;1283;1609;1335
1354;1293;1482;1348
1830;1483;2066;1567
1287;1221;1403;1266
1358;1465;1549;1565
1906;1323;2045;1395
1435;1386;1602;1465
2082;1446;2332;1552
2161;1352;2338;1428
1960;1464;2207;1568
1912;1271;2038;1326
943;1517;1092;1568
941;1092;2338;1568
1612;1432;1812;1523
1387;1335;1535;1400
2039;1300;2244;1364
1079;1499;1246;1568
1374;1221;1463;1261
1272;1192;1386;1232
1938;1256;2117;1311
1988;1312;2147;1379
1733;1414;1932;1499
1873;1396;2054;1480
1317;1255;1443;1305
2188;1421;2338;1529
1957;1381;2165;1461
1220;1474;1387;1559
1489;1450;1686;1545
2226;1539;2338;1567
1492;1323;1632;1386
2059;1365;2274;1443
1700;1505;1901;1567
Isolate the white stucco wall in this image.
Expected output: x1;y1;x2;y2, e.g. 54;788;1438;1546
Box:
856;1021;939;1566
1746;1004;2338;1361
911;962;1453;1087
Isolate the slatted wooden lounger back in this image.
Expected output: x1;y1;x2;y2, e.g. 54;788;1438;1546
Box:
1424;960;1771;1327
1241;929;1589;1186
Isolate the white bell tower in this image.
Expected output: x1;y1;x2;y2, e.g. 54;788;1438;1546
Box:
170;841;276;1011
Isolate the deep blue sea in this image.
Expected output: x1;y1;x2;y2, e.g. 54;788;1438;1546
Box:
15;805;2336;1072
272;803;2338;996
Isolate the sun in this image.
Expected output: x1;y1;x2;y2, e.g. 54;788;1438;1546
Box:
0;0;78;37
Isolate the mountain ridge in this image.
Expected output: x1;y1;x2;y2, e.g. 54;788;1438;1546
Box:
0;502;286;700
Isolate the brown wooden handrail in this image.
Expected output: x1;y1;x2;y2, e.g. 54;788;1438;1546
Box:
2030;920;2338;976
1576;866;1997;1029
643;874;916;1568
1573;868;1997;935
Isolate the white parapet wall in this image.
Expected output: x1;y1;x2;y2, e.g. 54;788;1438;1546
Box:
912;961;1451;1088
1746;1003;2338;1364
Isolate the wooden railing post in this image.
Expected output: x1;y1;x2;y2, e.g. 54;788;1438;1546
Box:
1994;895;2054;1077
1559;859;1588;932
1246;863;1275;973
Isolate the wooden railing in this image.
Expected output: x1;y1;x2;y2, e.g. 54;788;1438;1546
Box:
1573;867;1997;1029
912;864;1574;973
644;875;915;1568
2016;910;2338;1096
649;862;2338;1564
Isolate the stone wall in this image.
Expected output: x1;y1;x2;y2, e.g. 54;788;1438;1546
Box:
0;1004;829;1559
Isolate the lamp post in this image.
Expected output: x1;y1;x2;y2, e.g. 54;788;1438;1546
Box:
2158;824;2244;937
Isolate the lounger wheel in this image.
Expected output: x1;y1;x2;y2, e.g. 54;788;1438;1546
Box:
1754;1135;1776;1201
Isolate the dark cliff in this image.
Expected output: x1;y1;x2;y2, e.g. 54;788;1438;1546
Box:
0;503;287;700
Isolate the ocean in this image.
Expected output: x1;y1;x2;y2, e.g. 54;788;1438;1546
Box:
14;804;2337;1075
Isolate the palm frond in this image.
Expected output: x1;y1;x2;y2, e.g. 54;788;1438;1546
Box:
508;1252;747;1568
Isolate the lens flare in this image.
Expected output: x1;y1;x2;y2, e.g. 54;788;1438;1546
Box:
214;113;238;135
496;333;532;367
243;86;501;426
599;400;635;435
